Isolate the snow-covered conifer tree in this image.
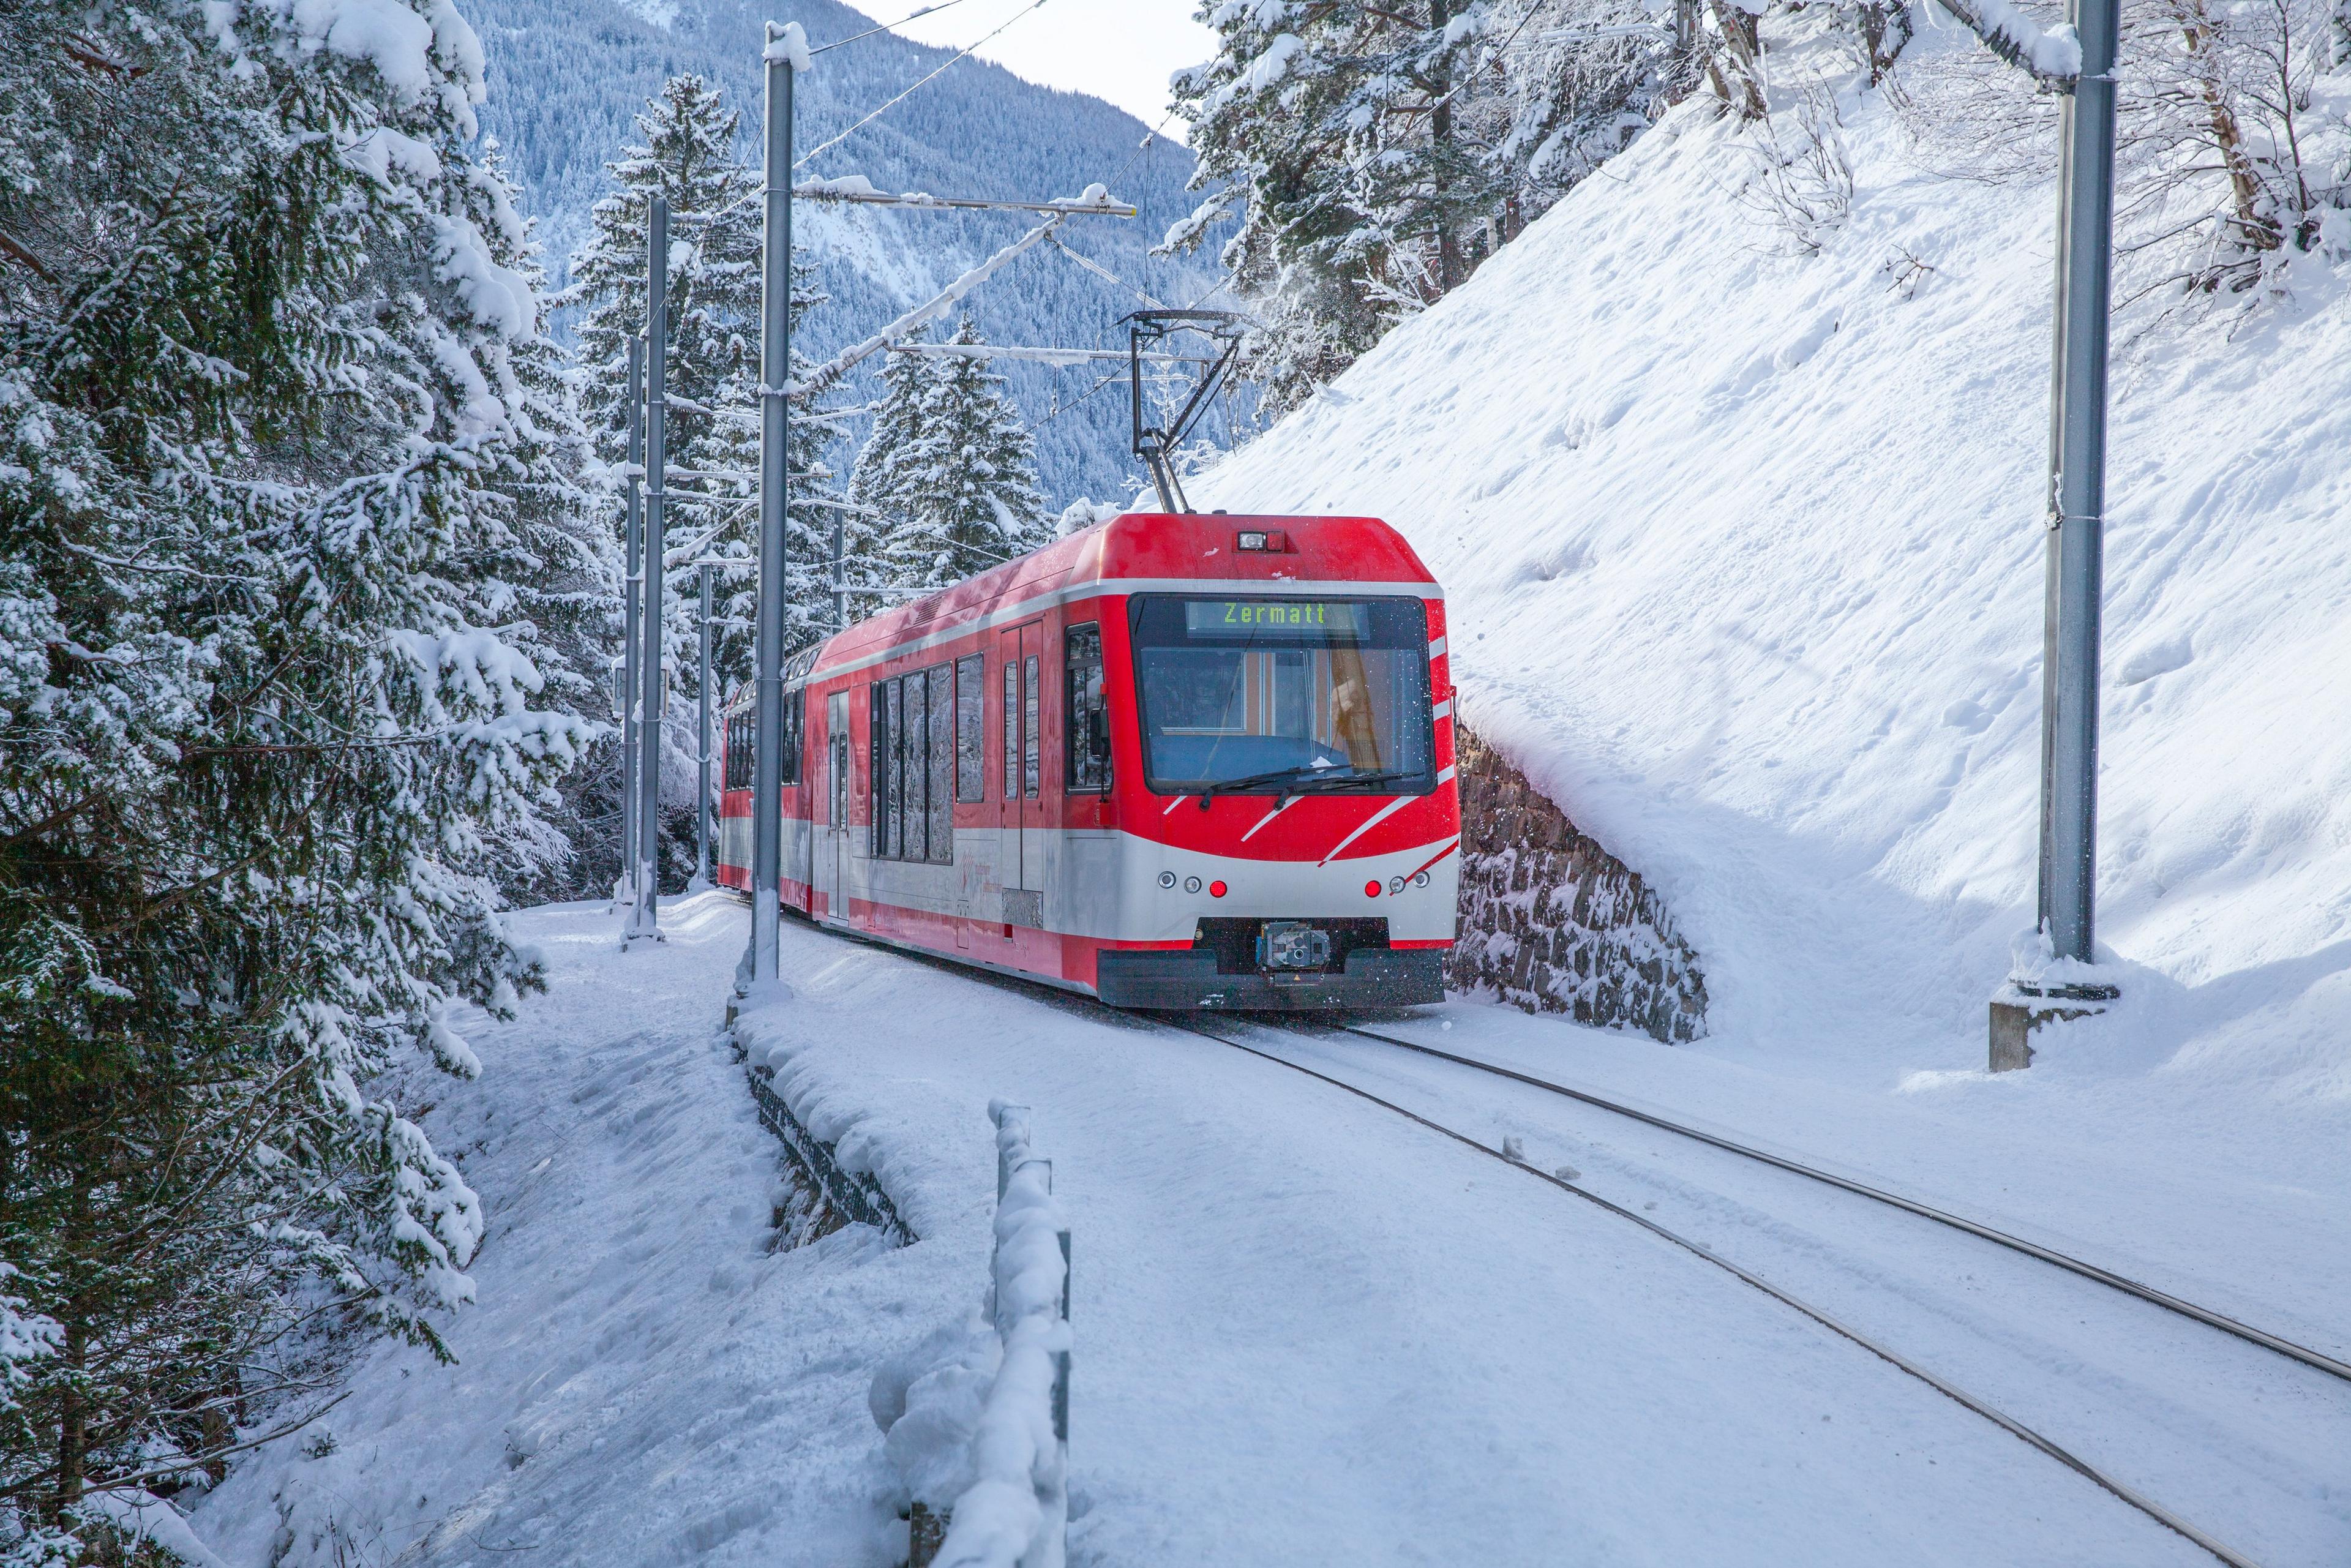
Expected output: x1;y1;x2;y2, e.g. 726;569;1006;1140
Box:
1172;4;1506;413
842;347;936;619
0;0;596;1544
853;324;1052;599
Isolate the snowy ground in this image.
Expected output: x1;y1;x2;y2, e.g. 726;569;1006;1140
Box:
193;896;915;1567
190;898;2343;1566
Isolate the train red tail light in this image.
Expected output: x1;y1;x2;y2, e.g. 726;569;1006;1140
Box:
1209;880;1228;898
1364;880;1382;898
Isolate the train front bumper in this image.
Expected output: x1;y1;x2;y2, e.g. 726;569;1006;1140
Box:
1093;947;1444;1010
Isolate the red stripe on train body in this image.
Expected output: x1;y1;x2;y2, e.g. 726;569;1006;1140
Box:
715;511;1460;1009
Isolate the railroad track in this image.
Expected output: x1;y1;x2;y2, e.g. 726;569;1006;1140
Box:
762;917;2339;1564
1163;1013;2350;1568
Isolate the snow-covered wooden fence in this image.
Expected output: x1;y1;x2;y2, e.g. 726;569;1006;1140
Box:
903;1102;1072;1568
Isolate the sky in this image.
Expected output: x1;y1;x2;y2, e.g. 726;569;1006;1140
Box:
878;0;1219;137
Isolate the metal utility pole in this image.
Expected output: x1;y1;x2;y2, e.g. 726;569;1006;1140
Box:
2036;0;2120;983
620;335;644;906
696;561;714;890
749;24;796;984
631;195;670;942
831;514;846;631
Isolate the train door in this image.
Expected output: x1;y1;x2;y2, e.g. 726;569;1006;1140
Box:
996;622;1044;930
820;691;849;920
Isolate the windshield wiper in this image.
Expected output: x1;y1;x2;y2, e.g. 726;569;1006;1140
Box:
1193;766;1415;806
1300;768;1414;792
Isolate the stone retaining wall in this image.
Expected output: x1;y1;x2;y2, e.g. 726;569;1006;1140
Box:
1447;726;1708;1042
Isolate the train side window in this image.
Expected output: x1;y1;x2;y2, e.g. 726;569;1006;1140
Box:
869;680;889;858
1065;623;1109;793
926;664;954;860
902;669;927;861
955;653;985;802
781;689;802;785
888;677;908;860
1022;654;1041;798
1002;661;1018;800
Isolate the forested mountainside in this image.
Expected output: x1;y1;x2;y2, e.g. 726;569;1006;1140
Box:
468;0;1228;505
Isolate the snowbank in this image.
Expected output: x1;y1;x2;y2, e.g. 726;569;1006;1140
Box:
191;896;930;1568
1199;39;2351;1114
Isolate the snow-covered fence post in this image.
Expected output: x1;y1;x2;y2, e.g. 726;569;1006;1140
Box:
994;1104;1031;1202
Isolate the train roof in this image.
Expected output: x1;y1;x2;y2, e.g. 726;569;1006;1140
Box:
841;509;1430;658
728;512;1438;708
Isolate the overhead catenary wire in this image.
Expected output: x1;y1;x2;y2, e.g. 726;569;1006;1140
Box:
887;342;1206;366
810;0;984;56
795;0;1057;172
792;212;1076;401
1047;233;1166;310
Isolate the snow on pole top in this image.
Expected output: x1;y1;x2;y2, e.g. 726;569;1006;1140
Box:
795;174;883;199
764;20;813;72
1051;183;1114;209
1933;0;2083;83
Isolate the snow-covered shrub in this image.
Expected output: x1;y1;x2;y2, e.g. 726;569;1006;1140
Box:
1894;0;2351;297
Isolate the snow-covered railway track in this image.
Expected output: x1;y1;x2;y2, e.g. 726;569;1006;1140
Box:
1164;1015;2343;1568
1325;1022;2351;1386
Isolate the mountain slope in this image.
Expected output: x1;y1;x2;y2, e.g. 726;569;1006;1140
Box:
470;0;1227;504
1199;27;2351;1127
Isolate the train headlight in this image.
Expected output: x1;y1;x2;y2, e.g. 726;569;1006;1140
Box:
1414;870;1430;888
1183;876;1202;894
1158;871;1177;889
1389;876;1406;895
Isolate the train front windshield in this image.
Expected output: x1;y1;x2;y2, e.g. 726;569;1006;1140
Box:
1129;595;1437;795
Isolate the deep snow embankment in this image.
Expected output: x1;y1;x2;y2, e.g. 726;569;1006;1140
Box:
189;896;925;1568
1198;37;2351;1121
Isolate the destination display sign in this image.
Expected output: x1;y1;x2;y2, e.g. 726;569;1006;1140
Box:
1184;599;1371;638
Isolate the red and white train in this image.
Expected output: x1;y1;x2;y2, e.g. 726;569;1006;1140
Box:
714;511;1459;1009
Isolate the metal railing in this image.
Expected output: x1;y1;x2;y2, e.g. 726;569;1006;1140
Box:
736;1044;912;1243
910;1103;1071;1568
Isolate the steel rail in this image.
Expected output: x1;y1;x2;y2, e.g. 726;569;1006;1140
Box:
1329;1022;2351;1386
1169;1019;2263;1568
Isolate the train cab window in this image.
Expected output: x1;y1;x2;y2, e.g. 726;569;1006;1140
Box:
955;654;985;801
1065;624;1110;793
869;666;955;864
1128;595;1438;797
